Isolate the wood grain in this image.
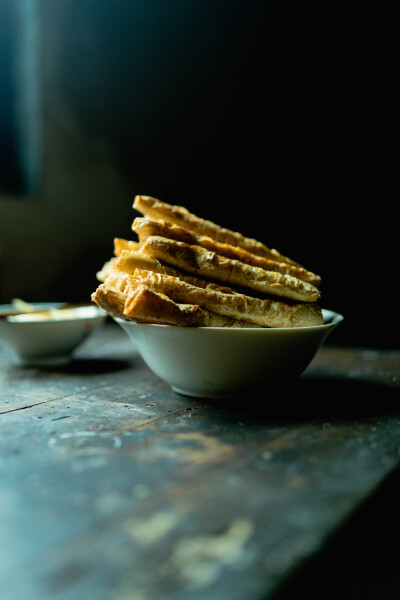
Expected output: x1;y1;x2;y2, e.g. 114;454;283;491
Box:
1;322;399;600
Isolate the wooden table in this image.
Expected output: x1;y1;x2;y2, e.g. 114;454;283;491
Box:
1;320;400;600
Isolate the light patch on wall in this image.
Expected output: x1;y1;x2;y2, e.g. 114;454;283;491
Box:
0;0;42;197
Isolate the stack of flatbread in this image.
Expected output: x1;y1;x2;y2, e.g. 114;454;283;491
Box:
91;195;323;328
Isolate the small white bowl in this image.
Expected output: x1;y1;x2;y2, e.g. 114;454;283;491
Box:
114;309;343;399
0;303;106;366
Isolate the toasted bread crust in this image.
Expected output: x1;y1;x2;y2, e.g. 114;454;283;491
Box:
117;270;323;328
92;282;259;327
139;236;320;302
133;195;300;266
124;286;258;327
113;238;140;256
115;249;238;294
96;257;119;282
124;286;208;325
115;249;179;277
132;217;321;287
91;285;131;319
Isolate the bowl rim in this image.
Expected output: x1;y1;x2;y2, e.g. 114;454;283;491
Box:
114;308;343;333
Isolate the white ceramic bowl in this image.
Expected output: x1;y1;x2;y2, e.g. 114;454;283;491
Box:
0;303;106;366
115;309;343;399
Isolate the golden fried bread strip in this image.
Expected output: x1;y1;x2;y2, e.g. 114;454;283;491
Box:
115;249;238;294
96;257;119;282
124;286;258;327
120;270;324;328
116;249;179;276
92;282;202;324
125;286;208;325
113;238;140;256
101;270;132;292
91;285;132;320
132;217;321;287
92;283;259;327
139;236;320;303
96;239;141;282
133;195;300;266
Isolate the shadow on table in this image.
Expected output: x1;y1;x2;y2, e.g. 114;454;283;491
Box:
268;463;400;600
38;357;134;376
191;375;400;424
188;375;400;600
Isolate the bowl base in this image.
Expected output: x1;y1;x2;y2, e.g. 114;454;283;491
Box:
172;386;248;400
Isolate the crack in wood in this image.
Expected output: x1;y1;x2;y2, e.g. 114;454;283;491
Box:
0;382;111;415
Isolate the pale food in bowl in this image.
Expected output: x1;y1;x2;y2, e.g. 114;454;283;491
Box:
0;303;106;366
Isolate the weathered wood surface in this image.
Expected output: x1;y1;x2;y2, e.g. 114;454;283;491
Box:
0;321;399;600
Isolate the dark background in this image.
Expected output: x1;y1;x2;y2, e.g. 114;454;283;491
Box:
0;1;396;349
